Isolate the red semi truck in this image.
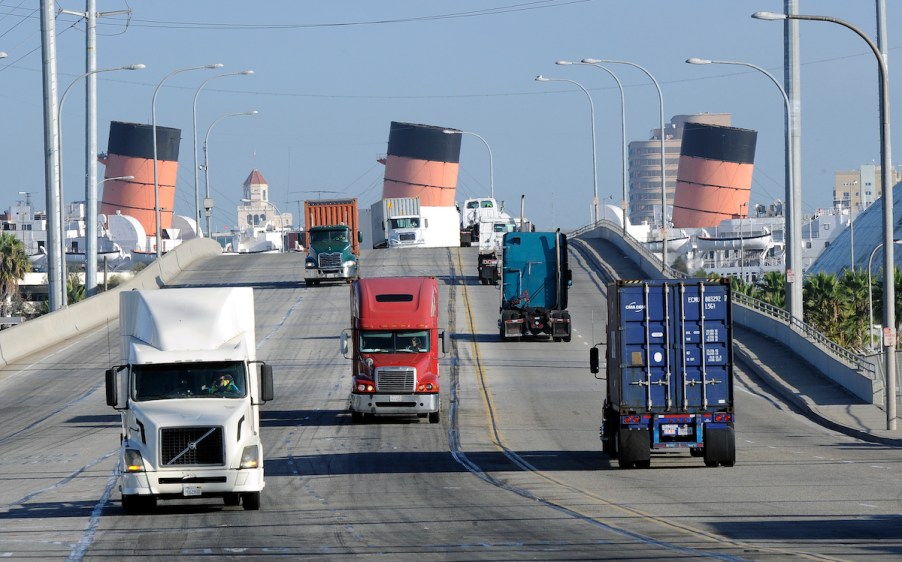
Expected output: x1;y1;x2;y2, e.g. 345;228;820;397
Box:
340;276;446;423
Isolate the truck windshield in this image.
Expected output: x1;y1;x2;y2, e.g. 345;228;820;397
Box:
132;361;247;401
389;217;420;229
360;330;430;353
310;230;348;244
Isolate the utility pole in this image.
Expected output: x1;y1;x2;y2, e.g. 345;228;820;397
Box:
60;3;131;297
40;0;63;311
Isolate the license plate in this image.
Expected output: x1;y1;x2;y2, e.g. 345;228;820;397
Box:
182;486;202;497
662;424;693;436
389;395;402;402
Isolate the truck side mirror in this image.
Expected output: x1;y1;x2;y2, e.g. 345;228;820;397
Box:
259;364;274;402
567;269;573;288
340;330;350;356
106;366;127;409
105;368;118;407
589;347;599;374
358;231;363;243
424;219;429;228
440;330;448;354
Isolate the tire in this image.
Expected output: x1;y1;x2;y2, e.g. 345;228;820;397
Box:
351;411;364;424
428;410;440;424
223;493;241;507
242;492;261;511
563;335;572;343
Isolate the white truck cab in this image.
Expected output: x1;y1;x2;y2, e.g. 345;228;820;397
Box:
105;287;274;513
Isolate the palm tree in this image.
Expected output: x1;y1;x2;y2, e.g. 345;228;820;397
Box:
0;233;32;321
839;268;870;349
757;270;785;309
804;271;844;341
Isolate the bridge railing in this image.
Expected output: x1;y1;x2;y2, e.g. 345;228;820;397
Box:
571;220;880;397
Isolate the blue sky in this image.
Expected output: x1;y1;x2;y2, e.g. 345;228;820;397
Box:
0;1;898;231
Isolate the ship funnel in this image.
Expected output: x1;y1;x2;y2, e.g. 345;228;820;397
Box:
100;121;181;236
381;121;461;207
671;122;757;228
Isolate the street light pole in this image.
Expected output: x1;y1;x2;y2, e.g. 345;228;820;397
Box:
203;110;259;237
754;10;896;430
583;58;667;270
685;57;801;322
192;70;254;237
557;60;628;236
152;63;223;258
535;75;599;224
57;63;144;305
442;129;494;199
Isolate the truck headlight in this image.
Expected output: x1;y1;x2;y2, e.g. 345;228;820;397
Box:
124;448;145;473
305;259;316;269
240;445;259;469
343;260;357;268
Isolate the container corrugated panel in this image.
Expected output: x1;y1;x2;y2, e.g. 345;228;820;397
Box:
384;197;420;218
303;199;360;255
607;279;733;414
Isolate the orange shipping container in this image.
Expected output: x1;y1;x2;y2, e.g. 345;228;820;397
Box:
303;199;360;256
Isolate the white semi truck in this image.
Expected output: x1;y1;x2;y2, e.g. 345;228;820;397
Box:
105;287;274;513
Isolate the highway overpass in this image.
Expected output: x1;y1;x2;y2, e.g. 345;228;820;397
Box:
0;237;898;559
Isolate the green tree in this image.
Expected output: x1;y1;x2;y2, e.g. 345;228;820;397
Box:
66;272;86;304
0;233;32;322
803;271;845;342
839;268;870;349
757;270;786;308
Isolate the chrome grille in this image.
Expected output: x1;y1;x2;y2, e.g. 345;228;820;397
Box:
375;367;416;393
160;426;224;466
318;252;342;269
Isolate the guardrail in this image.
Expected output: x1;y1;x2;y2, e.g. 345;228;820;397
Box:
571;220;879;389
732;292;878;381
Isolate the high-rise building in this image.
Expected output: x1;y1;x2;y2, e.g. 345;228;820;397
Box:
628;113;730;226
833;164;901;211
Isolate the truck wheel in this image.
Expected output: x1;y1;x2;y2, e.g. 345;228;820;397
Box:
428;410;440;424
351;411;364;424
223;493;241;507
241;492;261;511
563;335;572;343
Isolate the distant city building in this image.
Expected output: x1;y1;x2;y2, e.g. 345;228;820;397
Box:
628;113;731;226
833;164;901;212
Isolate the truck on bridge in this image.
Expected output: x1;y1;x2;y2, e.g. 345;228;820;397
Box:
105;287;275;513
303;199;361;286
591;278;736;469
341;276;446;423
498;230;572;341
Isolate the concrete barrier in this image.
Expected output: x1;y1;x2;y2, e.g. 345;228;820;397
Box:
0;238;222;369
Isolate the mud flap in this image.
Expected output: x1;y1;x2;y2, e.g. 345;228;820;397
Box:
703;424;735;467
618;427;650;469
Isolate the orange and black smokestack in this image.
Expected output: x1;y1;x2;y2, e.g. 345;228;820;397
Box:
100;121;181;236
671;123;757;228
382;121;461;207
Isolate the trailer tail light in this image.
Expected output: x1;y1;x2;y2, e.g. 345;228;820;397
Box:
622;415;642;425
714;413;733;423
